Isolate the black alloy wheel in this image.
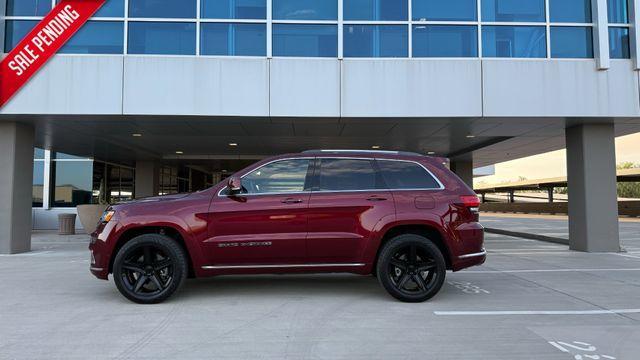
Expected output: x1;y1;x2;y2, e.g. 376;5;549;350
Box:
113;234;187;304
377;234;446;302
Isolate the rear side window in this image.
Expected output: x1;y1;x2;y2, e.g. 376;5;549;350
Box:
317;158;380;191
377;160;441;190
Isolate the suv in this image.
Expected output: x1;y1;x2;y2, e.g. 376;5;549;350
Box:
90;150;485;304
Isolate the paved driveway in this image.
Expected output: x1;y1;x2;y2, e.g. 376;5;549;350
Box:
1;231;639;359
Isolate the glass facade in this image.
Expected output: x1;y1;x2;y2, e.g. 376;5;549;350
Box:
2;0;609;59
344;25;407;57
413;25;478;57
273;24;338;57
201;23;267;56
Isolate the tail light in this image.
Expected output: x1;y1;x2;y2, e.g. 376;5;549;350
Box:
460;195;480;214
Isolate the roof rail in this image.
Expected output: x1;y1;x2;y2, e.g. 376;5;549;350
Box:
302;149;425;157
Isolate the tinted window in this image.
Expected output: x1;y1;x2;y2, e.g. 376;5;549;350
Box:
344;25;408;57
549;0;591;23
201;23;266;56
609;27;630;58
273;24;338;57
481;0;545;22
128;22;196;55
57;0;124;17
551;27;593;58
482;26;546;58
413;25;478;57
201;0;267;19
129;0;197;18
377;160;440;189
60;22;124;54
317;159;378;191
273;0;337;20
412;0;477;21
242;159;310;194
4;20;38;52
6;0;50;16
53;161;94;207
33;161;44;207
608;0;629;23
344;0;407;21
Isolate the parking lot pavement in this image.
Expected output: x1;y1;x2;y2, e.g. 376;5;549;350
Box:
1;232;640;359
481;213;640;252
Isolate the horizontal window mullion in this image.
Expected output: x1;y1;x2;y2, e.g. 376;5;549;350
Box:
481;22;547;26
344;21;409;25
272;20;338;24
412;20;479;25
199;19;267;23
127;18;197;22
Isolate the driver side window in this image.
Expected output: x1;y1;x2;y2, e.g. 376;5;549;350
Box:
241;159;311;194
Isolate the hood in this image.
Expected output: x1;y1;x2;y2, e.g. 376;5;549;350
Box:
112;193;192;209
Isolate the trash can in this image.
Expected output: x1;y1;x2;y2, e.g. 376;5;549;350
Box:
58;213;77;235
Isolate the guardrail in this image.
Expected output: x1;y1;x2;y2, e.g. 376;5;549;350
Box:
480;201;640;217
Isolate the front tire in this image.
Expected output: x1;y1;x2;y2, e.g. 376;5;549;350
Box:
113;234;188;304
376;234;446;302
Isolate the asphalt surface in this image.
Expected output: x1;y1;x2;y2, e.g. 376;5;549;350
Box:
1;226;640;359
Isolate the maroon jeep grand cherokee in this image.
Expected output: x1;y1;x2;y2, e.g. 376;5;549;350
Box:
90;150;485;304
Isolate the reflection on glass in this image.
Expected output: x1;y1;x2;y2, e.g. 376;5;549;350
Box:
413;25;477;57
377;160;440;189
551;27;593;58
6;0;51;16
273;0;337;20
482;26;546;58
273;24;338;57
34;148;45;160
128;22;196;55
129;0;196;18
56;0;124;17
54;162;93;207
201;0;266;19
4;21;38;52
481;0;545;22
33;162;44;207
242;159;310;194
59;22;124;54
607;0;629;23
412;0;477;21
318;159;378;191
549;0;591;23
344;25;408;57
344;0;407;21
201;23;266;56
609;27;630;58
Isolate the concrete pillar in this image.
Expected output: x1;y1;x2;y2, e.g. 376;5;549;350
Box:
547;188;554;203
566;123;620;252
450;160;473;188
0;123;35;254
135;161;159;199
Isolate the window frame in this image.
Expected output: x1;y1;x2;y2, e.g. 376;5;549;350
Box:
218;157;315;196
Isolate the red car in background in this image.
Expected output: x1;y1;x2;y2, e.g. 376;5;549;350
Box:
89;150;485;304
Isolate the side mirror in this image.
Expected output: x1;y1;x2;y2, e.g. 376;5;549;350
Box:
227;176;242;193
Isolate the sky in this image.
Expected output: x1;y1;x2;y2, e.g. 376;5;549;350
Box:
475;132;640;186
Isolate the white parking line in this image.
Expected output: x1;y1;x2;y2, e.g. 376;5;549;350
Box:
434;309;640;316
0;251;53;257
463;268;640;273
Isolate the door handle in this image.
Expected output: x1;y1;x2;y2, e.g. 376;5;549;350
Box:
366;196;387;202
282;198;303;204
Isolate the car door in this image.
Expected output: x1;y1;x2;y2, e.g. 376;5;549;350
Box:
206;158;313;266
306;158;395;264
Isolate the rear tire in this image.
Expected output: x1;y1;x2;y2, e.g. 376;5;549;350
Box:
113;234;188;304
376;234;446;302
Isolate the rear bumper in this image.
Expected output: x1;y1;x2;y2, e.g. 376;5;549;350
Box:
452;249;486;271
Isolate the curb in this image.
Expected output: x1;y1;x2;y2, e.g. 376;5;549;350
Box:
485;228;569;246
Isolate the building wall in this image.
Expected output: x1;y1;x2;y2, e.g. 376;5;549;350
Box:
2;56;639;118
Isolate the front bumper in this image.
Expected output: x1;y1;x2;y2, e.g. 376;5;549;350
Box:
89;220;118;280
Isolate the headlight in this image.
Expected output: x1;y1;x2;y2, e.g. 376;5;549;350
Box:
100;210;115;223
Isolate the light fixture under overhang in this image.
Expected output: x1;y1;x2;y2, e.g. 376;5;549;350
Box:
371;145;381;149
175;151;184;155
229;143;238;147
132;133;142;137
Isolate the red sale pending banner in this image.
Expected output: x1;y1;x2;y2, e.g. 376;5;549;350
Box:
0;0;105;107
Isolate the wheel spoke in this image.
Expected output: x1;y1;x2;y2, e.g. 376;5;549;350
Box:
153;258;172;272
417;260;436;272
412;274;428;291
122;262;145;274
396;273;410;290
149;273;164;290
409;245;417;263
389;258;408;270
133;275;148;293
